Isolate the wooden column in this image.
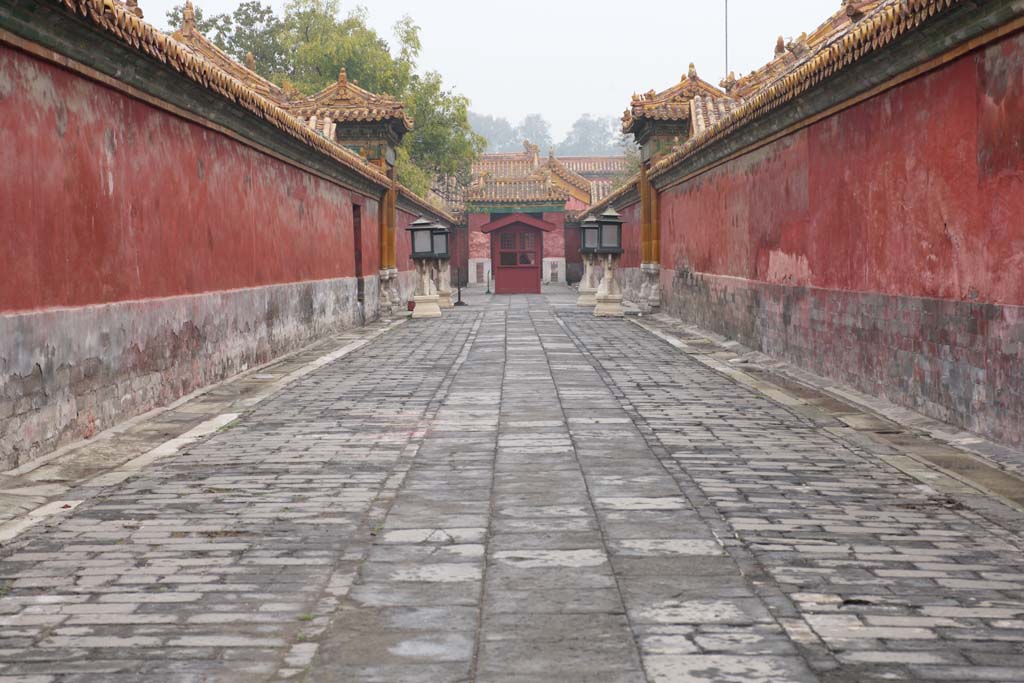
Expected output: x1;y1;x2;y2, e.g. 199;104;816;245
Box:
639;163;655;264
380;172;397;270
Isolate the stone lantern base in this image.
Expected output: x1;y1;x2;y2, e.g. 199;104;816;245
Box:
577;254;598;307
594;253;624;317
412;259;442;319
436;260;454;309
412;295;442;318
594;293;624;317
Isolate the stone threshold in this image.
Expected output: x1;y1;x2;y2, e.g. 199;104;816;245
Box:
630;313;1024;521
0;316;407;542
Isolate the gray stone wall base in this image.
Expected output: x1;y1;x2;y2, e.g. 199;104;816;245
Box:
0;277;369;470
663;269;1024;448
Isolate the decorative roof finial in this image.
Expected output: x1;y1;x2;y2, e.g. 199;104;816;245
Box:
720;71;737;92
338;67;347;86
687;63;697;80
182;1;195;36
775;35;786;56
245;52;256;70
126;0;143;18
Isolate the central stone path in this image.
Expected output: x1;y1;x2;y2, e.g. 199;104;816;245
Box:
0;290;1022;682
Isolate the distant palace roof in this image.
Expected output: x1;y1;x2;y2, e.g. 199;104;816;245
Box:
286;69;412;132
622;63;731;134
466;174;570;204
171;1;409;138
171;2;286;105
468;142;626;207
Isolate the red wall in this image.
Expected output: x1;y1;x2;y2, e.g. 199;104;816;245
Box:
618;202;642;269
468;212;491;260
542;211;566;259
659;31;1024;306
396;208;419;271
0;44;378;314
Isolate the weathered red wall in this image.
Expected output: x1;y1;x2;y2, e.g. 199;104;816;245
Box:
618;202;642;269
657;30;1024;447
542;211;566;259
0;43;385;468
0;43;376;314
660;33;1024;305
396;208;419;271
468;212;491;260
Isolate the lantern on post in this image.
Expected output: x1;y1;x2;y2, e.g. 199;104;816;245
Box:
577;214;600;307
594;207;625;317
597;207;624;254
408;217;436;259
406;217;442;318
432;224;453;308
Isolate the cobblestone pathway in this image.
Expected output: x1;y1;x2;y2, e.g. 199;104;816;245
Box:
0;292;1022;682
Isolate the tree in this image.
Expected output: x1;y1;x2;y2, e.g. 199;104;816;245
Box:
556;114;619;156
468;112;519;153
166;2;284;78
166;1;482;196
399;72;485;194
514;114;553;152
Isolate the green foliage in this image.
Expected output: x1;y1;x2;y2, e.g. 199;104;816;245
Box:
166;1;480;196
468;112;519;153
167;2;285;78
403;72;486;184
557;114;620;156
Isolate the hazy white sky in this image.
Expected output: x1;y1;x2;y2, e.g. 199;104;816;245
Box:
147;0;838;139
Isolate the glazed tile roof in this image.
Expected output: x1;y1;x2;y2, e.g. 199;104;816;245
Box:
622;63;732;134
466;175;569;204
690;96;743;137
590;179;618;203
469;142;607;206
650;0;966;181
558;156;631;178
48;0;454;223
285;68;412;131
721;0;885;98
173;2;409;134
171;3;286;105
472;142;541;178
545;150;592;194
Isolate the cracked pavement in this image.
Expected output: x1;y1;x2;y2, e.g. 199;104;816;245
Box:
0;289;1022;682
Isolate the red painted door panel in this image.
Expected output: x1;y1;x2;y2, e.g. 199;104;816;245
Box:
492;225;542;294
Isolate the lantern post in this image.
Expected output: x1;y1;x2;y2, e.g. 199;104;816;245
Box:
594;207;625;317
577;214;600;307
406;217;442;319
432;224;453;309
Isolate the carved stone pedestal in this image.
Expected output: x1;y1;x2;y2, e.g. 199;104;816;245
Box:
436;259;454;309
577;254;598;307
412;260;441;319
594;253;624;318
637;262;662;312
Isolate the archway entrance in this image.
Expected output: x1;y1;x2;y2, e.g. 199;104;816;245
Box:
493;225;541;294
480;213;558;295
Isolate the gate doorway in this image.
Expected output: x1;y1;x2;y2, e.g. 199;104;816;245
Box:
493;225;542;294
480;213;558;295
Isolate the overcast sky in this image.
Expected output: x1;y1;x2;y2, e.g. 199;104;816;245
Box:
146;0;837;139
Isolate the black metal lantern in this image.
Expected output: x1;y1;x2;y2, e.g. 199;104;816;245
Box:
407;217;435;259
431;224;450;259
597;207;623;254
580;214;599;255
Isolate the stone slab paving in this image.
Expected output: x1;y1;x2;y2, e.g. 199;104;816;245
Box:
0;290;1021;682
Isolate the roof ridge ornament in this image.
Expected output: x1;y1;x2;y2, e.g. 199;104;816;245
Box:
688;63;698;80
182;0;195;37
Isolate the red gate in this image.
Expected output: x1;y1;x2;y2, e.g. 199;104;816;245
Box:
492;225;542;294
